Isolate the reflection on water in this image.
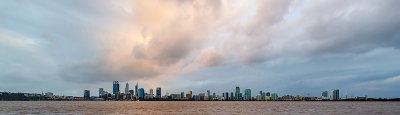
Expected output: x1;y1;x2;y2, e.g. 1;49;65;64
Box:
0;101;399;114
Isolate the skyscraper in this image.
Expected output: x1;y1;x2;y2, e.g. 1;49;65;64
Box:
199;93;205;101
84;90;90;100
239;93;243;100
129;90;134;96
113;81;119;94
261;92;266;100
139;88;145;99
181;92;184;99
207;90;210;100
187;91;193;100
244;89;251;101
213;93;216;100
266;92;270;97
230;92;234;100
235;86;240;100
149;88;154;96
322;91;328;100
330;89;339;100
135;82;138;97
125;82;129;94
271;93;278;100
99;88;104;97
156;87;161;98
225;92;229;100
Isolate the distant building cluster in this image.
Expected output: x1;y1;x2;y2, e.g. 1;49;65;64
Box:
0;92;83;101
2;82;396;101
79;81;367;101
91;81;163;101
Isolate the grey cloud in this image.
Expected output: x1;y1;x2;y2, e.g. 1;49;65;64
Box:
301;0;400;54
196;48;223;67
60;57;160;83
169;47;400;97
212;0;400;65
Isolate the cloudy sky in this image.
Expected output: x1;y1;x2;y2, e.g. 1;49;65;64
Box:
1;0;400;98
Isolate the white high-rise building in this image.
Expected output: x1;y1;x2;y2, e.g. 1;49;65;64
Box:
330;89;339;100
149;88;154;96
125;82;129;94
271;93;278;100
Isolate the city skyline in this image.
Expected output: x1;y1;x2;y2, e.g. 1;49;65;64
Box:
88;81;361;99
1;0;400;98
4;80;382;101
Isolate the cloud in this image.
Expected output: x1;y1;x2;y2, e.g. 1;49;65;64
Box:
55;0;241;82
1;0;400;97
196;48;223;67
59;56;161;83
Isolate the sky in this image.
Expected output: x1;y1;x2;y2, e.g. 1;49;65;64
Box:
1;0;400;98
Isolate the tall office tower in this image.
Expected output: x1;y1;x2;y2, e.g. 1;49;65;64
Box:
129;90;134;96
239;93;243;100
266;92;270;96
156;87;161;98
149;88;154;96
336;89;340;100
199;93;205;101
139;88;145;99
135;82;138;96
261;92;266;100
244;89;251;100
125;83;129;94
322;91;328;99
181;92;184;99
99;88;104;97
235;86;240;100
330;89;339;100
225;92;229;100
231;92;234;100
271;93;278;100
113;81;119;94
84;90;90;100
213;93;216;100
187;91;193;99
207;90;210;100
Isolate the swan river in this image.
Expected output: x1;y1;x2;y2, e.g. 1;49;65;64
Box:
1;101;399;114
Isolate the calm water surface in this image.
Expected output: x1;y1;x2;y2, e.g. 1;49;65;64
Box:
0;101;399;114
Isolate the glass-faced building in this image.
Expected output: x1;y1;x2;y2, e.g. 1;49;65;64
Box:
139;88;145;99
135;82;138;96
235;86;240;100
330;89;339;100
271;93;278;100
266;92;270;97
156;87;161;98
113;81;119;94
244;89;251;100
84;90;90;100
